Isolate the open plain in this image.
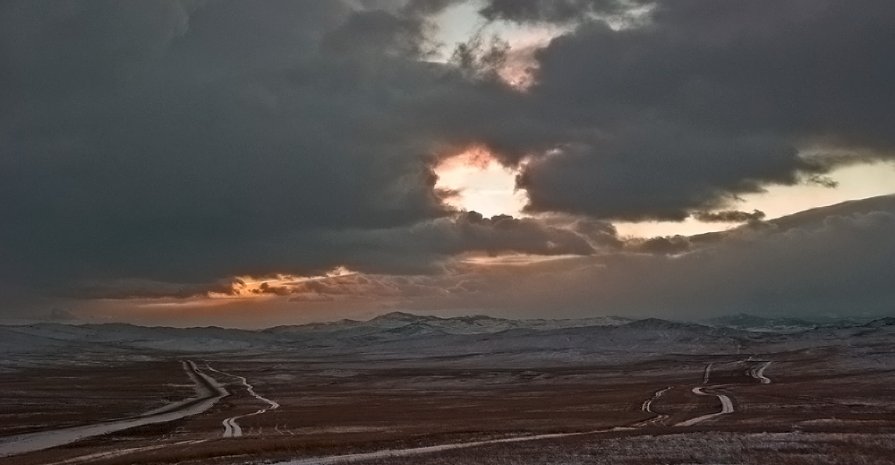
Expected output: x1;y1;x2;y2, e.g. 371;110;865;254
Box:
1;313;894;464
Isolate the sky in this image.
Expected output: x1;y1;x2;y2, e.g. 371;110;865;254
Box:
2;0;894;327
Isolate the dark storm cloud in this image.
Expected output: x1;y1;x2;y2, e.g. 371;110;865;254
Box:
516;132;818;220
0;0;467;300
55;211;597;300
2;0;895;314
480;0;895;219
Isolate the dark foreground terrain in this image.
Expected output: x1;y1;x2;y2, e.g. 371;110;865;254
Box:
1;313;894;464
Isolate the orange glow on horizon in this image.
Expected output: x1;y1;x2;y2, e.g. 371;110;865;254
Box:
207;266;355;300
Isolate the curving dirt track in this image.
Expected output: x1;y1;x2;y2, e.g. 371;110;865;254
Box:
0;361;227;458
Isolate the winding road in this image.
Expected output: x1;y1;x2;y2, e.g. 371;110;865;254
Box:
674;362;735;427
267;384;678;464
675;386;735;427
676;359;774;427
205;364;279;438
0;360;228;458
258;358;779;464
750;361;773;384
639;386;672;425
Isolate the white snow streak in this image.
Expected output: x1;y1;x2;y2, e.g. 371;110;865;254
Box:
701;362;713;384
0;360;227;458
270;428;634;465
43;439;207;465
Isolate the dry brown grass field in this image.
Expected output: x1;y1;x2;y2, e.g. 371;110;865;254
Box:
3;340;895;465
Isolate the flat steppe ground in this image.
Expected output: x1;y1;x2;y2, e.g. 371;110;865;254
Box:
2;346;895;465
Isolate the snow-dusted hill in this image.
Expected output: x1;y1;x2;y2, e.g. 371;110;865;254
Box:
0;322;279;356
2;313;892;367
702;313;820;333
266;312;633;336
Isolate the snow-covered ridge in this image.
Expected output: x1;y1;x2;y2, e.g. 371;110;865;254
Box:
1;313;892;361
266;311;634;336
703;312;889;333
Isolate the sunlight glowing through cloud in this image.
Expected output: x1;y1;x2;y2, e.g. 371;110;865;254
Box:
207;267;356;300
461;253;583;267
434;146;527;217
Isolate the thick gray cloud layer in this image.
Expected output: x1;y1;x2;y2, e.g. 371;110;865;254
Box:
401;195;895;320
1;1;455;290
504;0;895;219
579;198;895;318
1;0;894;318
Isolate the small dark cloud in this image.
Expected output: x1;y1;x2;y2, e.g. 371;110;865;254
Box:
693;209;766;223
63;279;235;300
806;175;840;189
254;282;293;297
625;235;692;255
516;134;815;221
400;0;467;16
479;0;640;24
450;33;511;80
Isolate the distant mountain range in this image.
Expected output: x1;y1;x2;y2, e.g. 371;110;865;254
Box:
702;312;882;332
702;313;819;332
266;311;635;336
2;311;892;369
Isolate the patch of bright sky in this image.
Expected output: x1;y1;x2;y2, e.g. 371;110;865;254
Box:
434;147;527;217
430;0;566;62
615;161;895;238
436;152;895;236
